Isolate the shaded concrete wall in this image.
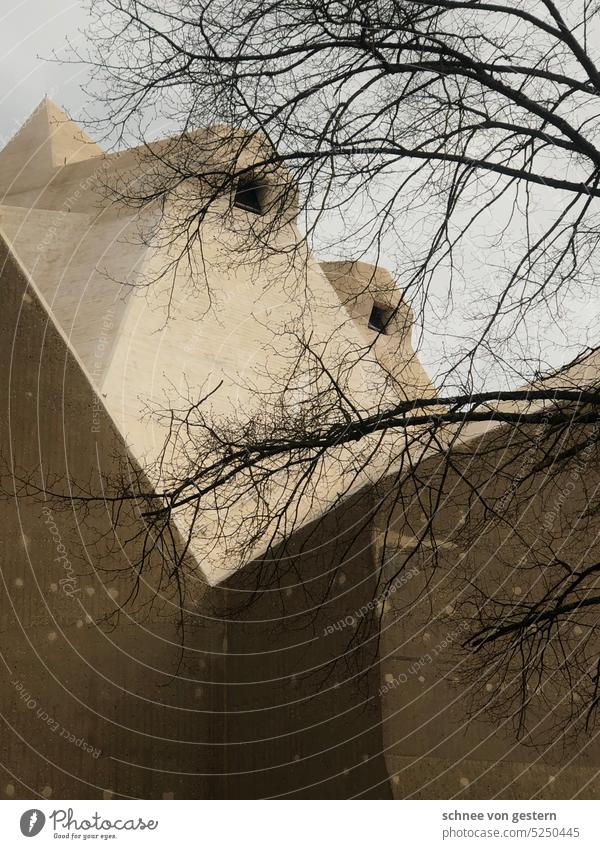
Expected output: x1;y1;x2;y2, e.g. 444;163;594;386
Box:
374;422;600;799
216;492;391;798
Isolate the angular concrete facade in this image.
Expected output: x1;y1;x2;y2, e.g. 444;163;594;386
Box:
0;101;406;799
0;100;432;585
1;100;599;800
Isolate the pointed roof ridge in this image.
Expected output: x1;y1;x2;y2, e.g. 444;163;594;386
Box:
0;97;104;192
44;96;103;155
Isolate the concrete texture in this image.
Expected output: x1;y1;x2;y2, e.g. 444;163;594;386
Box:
0;229;391;798
0;102;402;799
374;415;600;798
1;98;595;801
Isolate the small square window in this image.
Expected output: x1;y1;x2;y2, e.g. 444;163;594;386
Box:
233;177;263;214
368;303;393;334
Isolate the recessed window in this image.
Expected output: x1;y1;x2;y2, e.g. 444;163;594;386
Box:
233;177;263;214
368;303;394;334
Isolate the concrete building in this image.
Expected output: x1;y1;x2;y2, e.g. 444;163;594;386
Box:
0;99;598;799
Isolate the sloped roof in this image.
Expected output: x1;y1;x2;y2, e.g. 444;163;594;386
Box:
0;98;103;192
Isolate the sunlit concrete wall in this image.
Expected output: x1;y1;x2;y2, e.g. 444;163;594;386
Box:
321;260;436;400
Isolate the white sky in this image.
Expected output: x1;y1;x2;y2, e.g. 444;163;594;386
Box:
0;0;88;148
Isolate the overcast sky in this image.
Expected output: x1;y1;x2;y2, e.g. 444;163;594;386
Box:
0;0;89;148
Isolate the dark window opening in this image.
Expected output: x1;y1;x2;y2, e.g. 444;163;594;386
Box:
368;303;394;334
233;177;264;214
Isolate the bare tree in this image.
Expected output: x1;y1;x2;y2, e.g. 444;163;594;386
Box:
36;0;600;741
